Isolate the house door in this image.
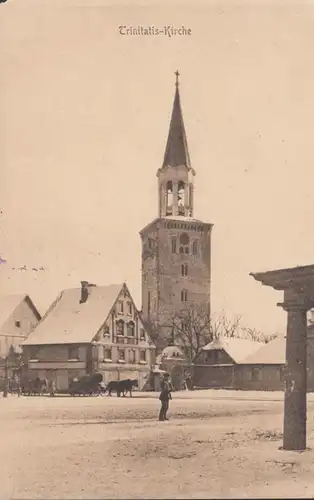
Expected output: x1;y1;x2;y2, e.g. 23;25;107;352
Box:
56;370;69;391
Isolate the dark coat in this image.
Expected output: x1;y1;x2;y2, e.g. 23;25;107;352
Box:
159;379;172;401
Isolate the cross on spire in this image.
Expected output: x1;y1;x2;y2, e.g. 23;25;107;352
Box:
161;71;191;170
175;70;180;87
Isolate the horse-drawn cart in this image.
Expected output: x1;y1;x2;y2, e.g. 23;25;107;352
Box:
69;373;104;396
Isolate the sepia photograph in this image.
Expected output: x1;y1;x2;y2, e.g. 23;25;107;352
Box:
1;0;314;498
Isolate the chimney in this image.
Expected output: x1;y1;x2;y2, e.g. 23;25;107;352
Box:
80;281;89;304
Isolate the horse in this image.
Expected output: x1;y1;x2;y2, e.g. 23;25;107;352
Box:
104;379;138;397
103;380;120;397
119;379;138;397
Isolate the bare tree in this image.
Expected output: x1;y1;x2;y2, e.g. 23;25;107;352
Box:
170;303;212;363
210;310;242;340
169;305;278;363
239;326;278;344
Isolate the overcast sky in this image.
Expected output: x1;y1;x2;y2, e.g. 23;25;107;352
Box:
1;0;314;334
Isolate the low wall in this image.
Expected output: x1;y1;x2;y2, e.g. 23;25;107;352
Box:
193;364;234;389
193;363;284;391
193;362;314;392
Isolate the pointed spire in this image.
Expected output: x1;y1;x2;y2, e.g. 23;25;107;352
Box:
162;71;191;170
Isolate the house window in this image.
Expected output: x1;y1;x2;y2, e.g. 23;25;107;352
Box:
212;351;219;364
129;349;136;364
251;367;262;381
118;349;125;361
30;347;39;360
171;238;177;254
148;238;154;250
68;346;79;360
15;320;21;328
192;240;198;255
117;300;124;314
140;350;147;362
140;328;145;341
116;319;124;336
103;347;112;361
127;302;133;315
181;289;188;302
181;263;188;276
127;321;135;337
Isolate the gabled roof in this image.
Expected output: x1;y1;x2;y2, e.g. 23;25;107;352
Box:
202;337;263;364
22;284;124;346
0;294;40;331
162;77;191;170
239;336;286;365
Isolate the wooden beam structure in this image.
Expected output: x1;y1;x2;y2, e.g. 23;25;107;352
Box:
250;264;314;451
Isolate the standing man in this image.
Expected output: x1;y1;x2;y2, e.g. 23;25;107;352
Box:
158;373;172;421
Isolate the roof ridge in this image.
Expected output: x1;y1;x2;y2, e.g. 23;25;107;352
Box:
39;290;64;324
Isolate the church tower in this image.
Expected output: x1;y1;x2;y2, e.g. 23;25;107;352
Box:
140;72;213;350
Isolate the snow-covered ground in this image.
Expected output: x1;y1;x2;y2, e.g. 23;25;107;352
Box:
1;390;314;499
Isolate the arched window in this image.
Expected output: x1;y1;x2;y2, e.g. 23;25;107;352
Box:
180;233;189;245
127;321;135;337
179;233;190;254
178;181;185;215
192;240;198;255
116;319;124;336
166;181;173;215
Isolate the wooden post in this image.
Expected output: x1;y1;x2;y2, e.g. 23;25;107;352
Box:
250;265;314;452
282;305;307;451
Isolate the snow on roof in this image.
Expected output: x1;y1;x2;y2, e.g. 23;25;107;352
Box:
156;345;185;364
202;337;263;364
239;336;286;365
22;284;123;346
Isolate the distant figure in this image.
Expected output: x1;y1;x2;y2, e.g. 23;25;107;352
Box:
158;373;172;422
50;380;56;397
99;381;106;395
